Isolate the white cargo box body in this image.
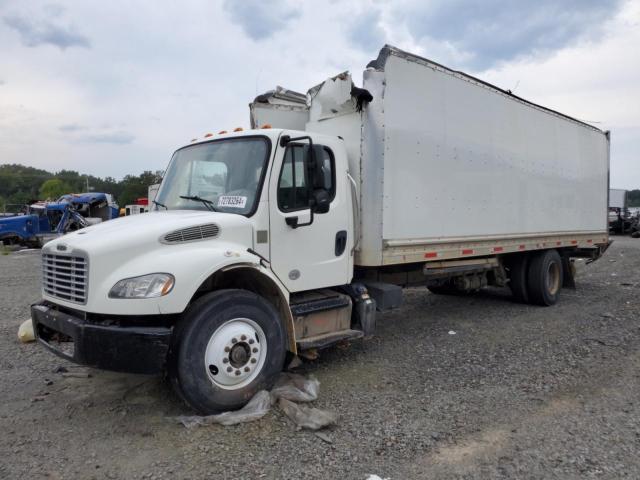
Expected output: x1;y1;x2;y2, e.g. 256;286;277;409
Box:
253;45;610;267
305;46;609;266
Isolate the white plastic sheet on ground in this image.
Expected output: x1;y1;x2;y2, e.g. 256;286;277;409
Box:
175;390;272;428
278;398;337;430
18;319;35;343
174;373;335;430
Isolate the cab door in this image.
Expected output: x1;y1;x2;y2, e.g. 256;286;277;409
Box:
268;133;351;292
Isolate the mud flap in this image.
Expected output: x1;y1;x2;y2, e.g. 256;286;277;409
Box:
561;255;576;289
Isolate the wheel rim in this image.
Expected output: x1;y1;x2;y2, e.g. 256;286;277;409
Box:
204;318;267;390
546;262;561;296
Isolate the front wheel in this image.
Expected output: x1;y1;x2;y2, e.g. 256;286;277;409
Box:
168;289;287;414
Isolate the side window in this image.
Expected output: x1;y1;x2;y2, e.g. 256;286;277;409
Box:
277;144;336;212
278;145;308;211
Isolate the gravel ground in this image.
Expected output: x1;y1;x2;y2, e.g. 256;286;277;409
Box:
0;237;639;479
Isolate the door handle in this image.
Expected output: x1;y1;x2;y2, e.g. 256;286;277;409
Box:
335;230;347;256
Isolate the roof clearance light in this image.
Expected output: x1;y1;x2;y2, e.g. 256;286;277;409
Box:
261;124;272;129
219;130;227;134
190;138;197;142
204;133;213;138
233;127;243;132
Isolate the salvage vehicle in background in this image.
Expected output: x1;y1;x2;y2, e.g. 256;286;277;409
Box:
32;45;610;413
0;193;118;247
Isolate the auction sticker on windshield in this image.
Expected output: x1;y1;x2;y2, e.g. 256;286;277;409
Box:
217;195;247;208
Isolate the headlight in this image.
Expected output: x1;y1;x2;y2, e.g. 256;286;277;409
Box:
109;273;175;299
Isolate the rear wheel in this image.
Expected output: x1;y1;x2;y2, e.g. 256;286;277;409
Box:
526;250;563;306
168;289;287;414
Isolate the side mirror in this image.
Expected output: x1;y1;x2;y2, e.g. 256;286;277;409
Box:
312;189;330;214
304;145;332;191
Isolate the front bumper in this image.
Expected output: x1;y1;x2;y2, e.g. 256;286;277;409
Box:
31;302;172;375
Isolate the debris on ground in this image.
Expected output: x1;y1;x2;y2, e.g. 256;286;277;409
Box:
176;390;272;428
278;398;337;430
174;373;335;430
448;330;457;335
314;431;333;443
270;373;319;402
17;319;35;343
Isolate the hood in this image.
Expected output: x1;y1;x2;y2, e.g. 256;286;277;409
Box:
0;214;35;231
44;210;254;256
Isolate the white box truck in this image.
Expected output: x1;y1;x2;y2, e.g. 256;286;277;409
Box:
32;46;610;413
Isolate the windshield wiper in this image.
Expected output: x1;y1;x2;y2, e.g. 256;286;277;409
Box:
152;200;168;210
179;195;217;212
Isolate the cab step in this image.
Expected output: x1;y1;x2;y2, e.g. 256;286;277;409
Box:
297;329;364;350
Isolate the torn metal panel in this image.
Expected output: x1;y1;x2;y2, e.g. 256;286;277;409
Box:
308;72;356;122
249;86;309;130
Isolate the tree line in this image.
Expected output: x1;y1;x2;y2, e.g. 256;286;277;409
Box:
1;162;639;212
0;164;162;212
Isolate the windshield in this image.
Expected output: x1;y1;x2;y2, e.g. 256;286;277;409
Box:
155;137;270;215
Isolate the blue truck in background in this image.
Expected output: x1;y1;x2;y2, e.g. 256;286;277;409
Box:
0;193;119;247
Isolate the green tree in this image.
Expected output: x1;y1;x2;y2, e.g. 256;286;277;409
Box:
39;179;72;200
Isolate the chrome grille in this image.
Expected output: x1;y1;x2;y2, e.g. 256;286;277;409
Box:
162;223;220;244
42;253;88;304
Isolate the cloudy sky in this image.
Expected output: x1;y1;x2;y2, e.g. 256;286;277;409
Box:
0;0;638;188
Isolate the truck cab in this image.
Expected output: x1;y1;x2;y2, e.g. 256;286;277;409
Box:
31;128;366;413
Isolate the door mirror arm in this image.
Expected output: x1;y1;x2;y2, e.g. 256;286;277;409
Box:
284;189;330;228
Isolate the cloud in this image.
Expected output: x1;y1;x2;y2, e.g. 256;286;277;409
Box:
82;131;135;145
348;10;386;52
59;123;84;132
392;0;625;70
223;0;300;40
3;13;90;50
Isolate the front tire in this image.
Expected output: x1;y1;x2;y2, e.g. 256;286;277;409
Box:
168;289;286;414
526;250;563;306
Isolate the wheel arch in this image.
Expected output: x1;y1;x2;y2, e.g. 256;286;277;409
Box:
189;263;297;354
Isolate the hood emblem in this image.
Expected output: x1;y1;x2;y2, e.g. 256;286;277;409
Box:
56;244;68;252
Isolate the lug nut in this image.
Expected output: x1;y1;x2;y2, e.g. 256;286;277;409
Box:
250;358;257;364
222;358;229;364
231;337;238;344
224;346;230;352
248;339;255;344
252;347;258;353
244;367;250;372
235;370;241;376
241;335;247;341
227;366;232;372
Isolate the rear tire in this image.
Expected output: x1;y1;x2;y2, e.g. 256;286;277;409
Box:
168;289;287;414
507;254;530;303
526;250;563;306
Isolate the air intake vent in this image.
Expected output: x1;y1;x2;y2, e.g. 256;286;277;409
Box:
162;223;220;244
